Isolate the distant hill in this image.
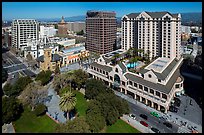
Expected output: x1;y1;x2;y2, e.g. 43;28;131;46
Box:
6;12;201;26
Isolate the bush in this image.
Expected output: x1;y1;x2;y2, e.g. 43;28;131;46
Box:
33;104;47;116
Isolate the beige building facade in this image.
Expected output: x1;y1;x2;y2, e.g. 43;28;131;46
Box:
121;11;182;59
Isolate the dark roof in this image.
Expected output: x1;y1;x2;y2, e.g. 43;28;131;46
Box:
124;67;181;94
118;62;127;72
126;13;140;18
36;54;62;62
36;55;44;62
90;62;112;72
145;11;170;18
140;58;178;80
125;11;179;19
172;14;179;18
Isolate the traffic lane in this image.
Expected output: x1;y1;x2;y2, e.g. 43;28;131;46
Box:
128;101;178;133
129;105;173;133
5;51;22;64
6;64;27;73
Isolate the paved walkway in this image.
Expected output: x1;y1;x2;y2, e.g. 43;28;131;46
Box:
44;83;67;123
113;90;202;133
2;123;15;133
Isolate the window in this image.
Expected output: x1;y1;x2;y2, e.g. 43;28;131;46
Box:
156;91;160;97
144;86;148;92
148;74;152;78
162;94;167;99
129;81;133;86
150;89;154;94
134;83;137;87
158;79;161;82
110;76;113;81
175;84;180;88
139;84;143;90
115;68;118;73
122;81;125;86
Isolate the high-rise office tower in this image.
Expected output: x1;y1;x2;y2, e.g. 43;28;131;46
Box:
11;19;39;50
121;11;181;59
86;11;117;54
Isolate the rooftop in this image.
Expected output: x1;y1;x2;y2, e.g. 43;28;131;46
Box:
62;46;85;54
145;57;172;73
103;49;126;59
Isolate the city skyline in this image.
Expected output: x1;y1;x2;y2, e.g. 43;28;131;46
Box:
3;2;202;20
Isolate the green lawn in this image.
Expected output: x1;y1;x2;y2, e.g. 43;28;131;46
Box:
73;90;88;117
106;119;140;133
13;106;58;133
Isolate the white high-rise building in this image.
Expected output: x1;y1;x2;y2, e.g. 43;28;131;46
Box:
39;25;57;38
11;19;39;51
121;11;181;59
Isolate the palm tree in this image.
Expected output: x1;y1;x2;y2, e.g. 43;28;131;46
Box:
112;53;121;64
133;48;138;57
59;90;77;120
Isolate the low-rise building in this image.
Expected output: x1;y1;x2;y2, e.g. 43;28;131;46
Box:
58;43;89;67
87;50;184;113
36;47;62;71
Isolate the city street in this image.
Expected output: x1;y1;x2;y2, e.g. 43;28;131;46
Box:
2;51;36;84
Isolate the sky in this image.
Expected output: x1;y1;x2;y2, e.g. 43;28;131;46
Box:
2;2;202;20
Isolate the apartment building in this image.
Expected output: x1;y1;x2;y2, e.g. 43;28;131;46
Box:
11;19;39;50
86;11;117;54
67;22;85;33
39;25;57;38
121;11;182;59
87;50;184;113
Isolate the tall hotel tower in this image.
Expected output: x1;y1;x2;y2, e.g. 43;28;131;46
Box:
12;19;39;51
121;11;181;59
86;11;117;54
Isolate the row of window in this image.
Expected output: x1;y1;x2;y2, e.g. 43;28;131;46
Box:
128;80;167;99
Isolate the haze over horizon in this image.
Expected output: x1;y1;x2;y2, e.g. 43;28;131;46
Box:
2;2;202;20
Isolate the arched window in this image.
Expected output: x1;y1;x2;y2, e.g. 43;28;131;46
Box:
115;68;118;73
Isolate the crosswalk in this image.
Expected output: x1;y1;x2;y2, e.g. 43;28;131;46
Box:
177;127;191;133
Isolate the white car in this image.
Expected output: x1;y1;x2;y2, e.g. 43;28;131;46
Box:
129;114;136;120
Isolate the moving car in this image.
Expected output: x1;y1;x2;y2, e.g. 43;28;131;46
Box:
139;114;148;120
151;127;160;133
129;114;136;120
140;121;148;127
163;122;172;128
150;111;159;118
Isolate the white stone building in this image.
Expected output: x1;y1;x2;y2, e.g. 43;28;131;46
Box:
87;50;184;113
39;25;57;38
11;19;39;51
121;11;182;59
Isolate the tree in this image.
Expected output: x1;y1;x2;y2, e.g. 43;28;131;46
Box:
35;70;52;85
76;30;84;36
86;100;106;133
85;79;106;100
10;76;33;97
26;52;33;61
33;103;47;116
3;83;13;96
55;117;90;133
18;81;48;111
59;90;77;120
73;69;88;89
55;66;60;75
112;53;121;65
2;97;23;125
2;68;8;83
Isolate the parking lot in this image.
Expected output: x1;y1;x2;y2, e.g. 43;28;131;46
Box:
3;51;36;84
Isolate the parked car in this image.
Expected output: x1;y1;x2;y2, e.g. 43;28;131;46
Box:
129;114;136;120
163;122;172;128
140;114;148;120
140;121;148;127
169;106;178;113
151;127;160;133
150;111;159;118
